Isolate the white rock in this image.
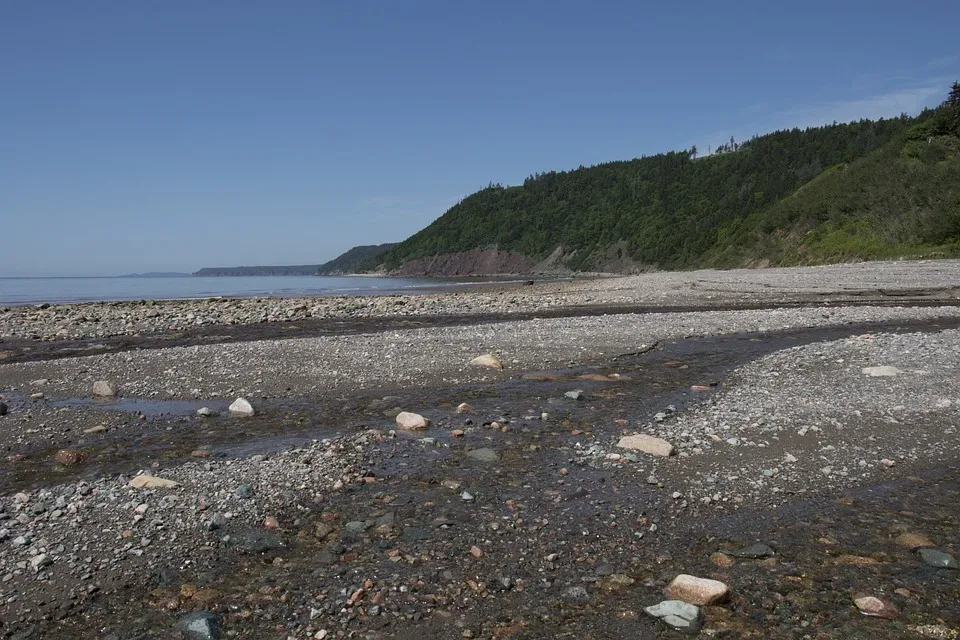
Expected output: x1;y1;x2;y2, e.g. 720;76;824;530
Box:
862;366;901;377
469;354;503;369
617;434;674;457
92;380;117;397
396;411;430;431
30;554;51;571
128;474;180;489
644;600;701;632
228;397;255;416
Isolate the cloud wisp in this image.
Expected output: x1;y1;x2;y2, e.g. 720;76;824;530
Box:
693;76;953;157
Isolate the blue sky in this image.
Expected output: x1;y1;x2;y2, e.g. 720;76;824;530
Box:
1;1;958;276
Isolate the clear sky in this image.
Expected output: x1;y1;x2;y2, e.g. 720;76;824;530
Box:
2;1;958;276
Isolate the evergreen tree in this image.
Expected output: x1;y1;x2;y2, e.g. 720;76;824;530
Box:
948;80;960;107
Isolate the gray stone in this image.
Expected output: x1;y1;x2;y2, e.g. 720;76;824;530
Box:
196;407;218;417
206;513;227;531
562;586;590;602
30;553;52;571
402;526;431;541
92;380;117;397
644;600;702;634
565;390;585;401
235;484;254;499
918;549;958;569
155;566;180;585
727;543;776;558
229;530;284;553
465;447;500;463
344;521;367;534
174;611;221;640
317;540;344;564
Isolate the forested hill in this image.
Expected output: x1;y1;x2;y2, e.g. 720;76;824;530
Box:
192;243;398;277
316;243;397;275
365;92;960;275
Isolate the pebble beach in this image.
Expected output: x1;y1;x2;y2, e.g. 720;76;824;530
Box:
1;260;959;639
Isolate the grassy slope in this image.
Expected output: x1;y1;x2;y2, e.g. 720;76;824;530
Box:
707;111;960;266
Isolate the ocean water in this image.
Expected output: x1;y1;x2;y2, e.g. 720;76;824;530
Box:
0;275;453;306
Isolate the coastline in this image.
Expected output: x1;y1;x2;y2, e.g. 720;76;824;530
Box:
0;259;959;638
3;259;959;344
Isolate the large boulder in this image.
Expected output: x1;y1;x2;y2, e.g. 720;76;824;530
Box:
918;548;958;569
228;397;255;416
92;380;117;397
469;354;503;369
617;434;675;457
396;411;430;431
665;574;730;605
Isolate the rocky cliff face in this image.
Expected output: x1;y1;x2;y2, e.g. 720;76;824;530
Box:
392;249;537;277
389;244;650;277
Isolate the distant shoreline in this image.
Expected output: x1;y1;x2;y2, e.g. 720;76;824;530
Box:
0;273;558;307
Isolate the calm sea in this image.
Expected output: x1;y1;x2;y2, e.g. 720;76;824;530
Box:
0;275;454;306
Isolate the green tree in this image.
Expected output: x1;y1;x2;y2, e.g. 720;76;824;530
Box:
361;109;960;274
948;80;960;107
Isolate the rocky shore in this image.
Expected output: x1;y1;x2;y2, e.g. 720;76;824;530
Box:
0;261;958;639
2;260;958;344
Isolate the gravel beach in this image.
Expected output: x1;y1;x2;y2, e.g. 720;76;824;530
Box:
1;261;958;639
